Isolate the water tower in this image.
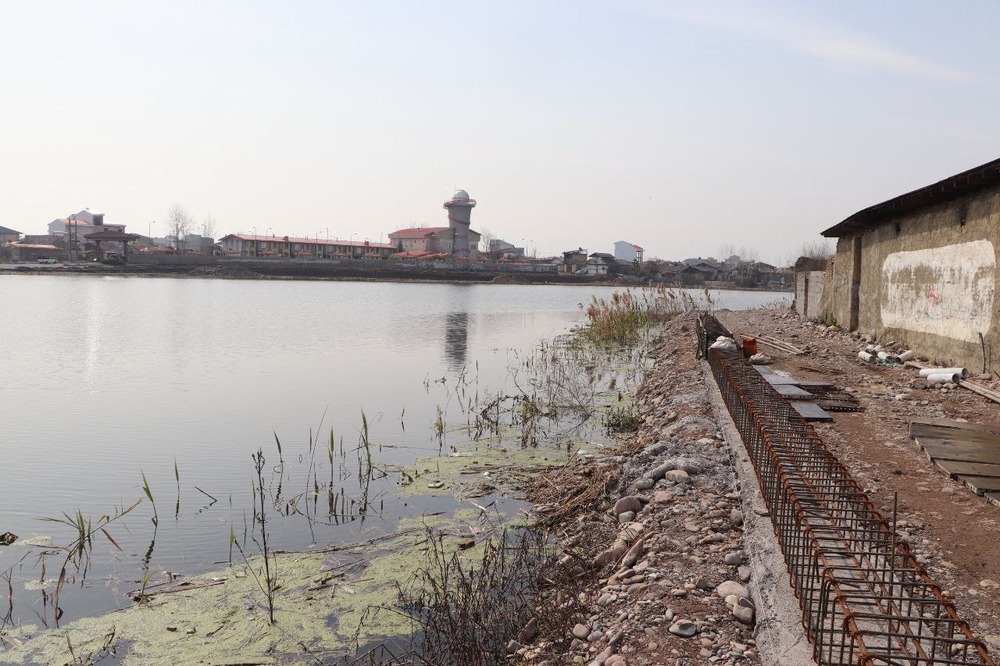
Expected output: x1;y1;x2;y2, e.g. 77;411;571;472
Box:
444;189;476;258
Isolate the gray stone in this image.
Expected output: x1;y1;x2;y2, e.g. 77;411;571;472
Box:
664;469;690;483
737;565;751;582
729;508;743;526
618;511;636;523
613;496;643;515
715;580;748;599
733;604;755;625
572;623;590;639
517;617;538;643
724;551;744;566
649;462;672;481
668;620;698;637
506;640;522;654
634;478;655;490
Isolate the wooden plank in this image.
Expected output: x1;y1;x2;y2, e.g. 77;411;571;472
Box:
986;493;1000;510
773;384;813;399
763;375;803;385
918;441;1000;465
956;475;1000;495
791;401;833;421
934;459;1000;479
910;418;1000;438
909;423;1000;446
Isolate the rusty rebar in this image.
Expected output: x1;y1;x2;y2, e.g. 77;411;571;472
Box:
700;314;992;666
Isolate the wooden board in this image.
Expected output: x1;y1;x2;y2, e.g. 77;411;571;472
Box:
933;459;1000;479
763;374;804;385
772;384;813;399
957;475;1000;495
919;440;1000;465
911;418;1000;498
911;419;1000;438
791;401;833;421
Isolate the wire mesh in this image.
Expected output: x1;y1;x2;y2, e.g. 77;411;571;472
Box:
700;314;992;665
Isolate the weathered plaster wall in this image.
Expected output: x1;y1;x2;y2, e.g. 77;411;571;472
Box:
823;240;854;327
795;271;826;318
826;188;1000;371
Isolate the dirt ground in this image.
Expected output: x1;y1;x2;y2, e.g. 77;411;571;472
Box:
716;308;1000;651
523;307;1000;665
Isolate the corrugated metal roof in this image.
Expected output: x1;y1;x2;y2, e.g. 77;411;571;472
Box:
822;157;1000;237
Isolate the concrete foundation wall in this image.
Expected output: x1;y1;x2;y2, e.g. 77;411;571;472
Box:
827;188;1000;371
795;271;826;318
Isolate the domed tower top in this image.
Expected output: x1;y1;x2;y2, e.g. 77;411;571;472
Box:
444;190;476;208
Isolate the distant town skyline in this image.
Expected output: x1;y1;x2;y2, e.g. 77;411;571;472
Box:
3;1;999;264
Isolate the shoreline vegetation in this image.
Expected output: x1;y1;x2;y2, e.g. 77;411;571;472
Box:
0;287;749;665
0;260;792;292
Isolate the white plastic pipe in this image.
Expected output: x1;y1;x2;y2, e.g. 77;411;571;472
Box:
858;351;874;362
925;372;961;384
918;367;968;379
898;350;915;362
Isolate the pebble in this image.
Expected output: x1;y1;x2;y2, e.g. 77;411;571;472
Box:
517;617;538;643
737;565;752;582
668;620;698;637
614;496;643;515
618;511;636;523
664;469;690;483
715;580;748;599
733;603;754;625
572;623;591;639
724;551;743;566
634;478;655;490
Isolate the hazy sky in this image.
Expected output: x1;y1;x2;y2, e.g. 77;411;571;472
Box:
3;1;999;264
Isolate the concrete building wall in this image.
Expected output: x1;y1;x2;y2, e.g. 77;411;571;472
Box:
826;188;1000;370
795;271;826;318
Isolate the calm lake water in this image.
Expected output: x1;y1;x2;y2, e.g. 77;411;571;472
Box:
0;275;788;627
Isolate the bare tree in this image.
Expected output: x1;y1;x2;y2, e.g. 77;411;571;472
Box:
202;213;216;240
478;226;495;254
718;243;738;261
737;246;760;263
798;239;835;260
167;204;193;251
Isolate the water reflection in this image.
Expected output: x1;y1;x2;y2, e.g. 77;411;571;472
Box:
444;312;469;369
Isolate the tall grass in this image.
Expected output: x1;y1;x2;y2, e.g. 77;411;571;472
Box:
580;285;698;345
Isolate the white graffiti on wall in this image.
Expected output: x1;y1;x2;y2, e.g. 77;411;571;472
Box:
881;239;996;343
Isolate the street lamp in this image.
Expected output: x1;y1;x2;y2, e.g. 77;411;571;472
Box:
148;221;155;246
350;232;356;258
252;226;257;257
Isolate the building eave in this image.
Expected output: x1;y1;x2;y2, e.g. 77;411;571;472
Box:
822;157;1000;238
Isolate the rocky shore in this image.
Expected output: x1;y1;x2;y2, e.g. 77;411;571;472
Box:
516;307;1000;665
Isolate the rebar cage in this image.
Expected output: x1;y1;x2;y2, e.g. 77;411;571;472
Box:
700;314;992;665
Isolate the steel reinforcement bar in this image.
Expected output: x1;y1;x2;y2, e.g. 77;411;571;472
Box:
700;315;992;665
